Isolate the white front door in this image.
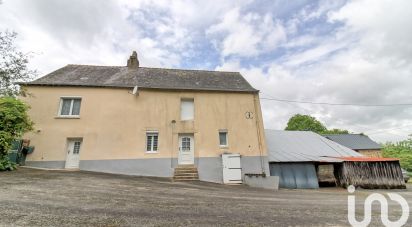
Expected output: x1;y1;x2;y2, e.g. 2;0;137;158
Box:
222;154;242;184
178;135;194;165
65;140;82;168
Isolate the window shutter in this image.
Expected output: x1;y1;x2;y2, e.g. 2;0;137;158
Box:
181;99;194;120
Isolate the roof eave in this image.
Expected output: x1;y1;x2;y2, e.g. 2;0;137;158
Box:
18;83;259;93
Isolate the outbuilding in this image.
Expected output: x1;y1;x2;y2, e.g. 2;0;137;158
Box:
323;134;382;157
265;130;405;189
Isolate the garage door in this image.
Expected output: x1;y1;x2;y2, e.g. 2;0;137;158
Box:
269;163;319;189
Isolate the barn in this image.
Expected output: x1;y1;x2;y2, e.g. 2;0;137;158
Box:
324;134;383;157
265;130;405;189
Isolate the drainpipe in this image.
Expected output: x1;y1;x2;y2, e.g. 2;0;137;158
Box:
253;92;265;174
170;120;176;169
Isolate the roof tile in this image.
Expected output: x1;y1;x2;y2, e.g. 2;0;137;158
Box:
21;64;257;93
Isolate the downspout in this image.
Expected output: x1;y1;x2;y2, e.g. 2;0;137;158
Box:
253;92;265;174
170;120;176;169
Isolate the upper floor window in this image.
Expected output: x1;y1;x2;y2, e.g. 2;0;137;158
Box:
146;132;159;153
219;130;228;147
59;97;81;116
180;99;194;121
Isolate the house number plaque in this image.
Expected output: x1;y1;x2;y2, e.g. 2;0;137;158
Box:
245;111;254;119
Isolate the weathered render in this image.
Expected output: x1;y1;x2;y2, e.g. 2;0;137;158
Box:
19;52;268;184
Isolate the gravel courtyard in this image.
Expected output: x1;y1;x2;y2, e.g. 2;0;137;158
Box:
0;168;411;226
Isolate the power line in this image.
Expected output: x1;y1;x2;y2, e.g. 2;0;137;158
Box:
367;124;412;135
260;97;412;107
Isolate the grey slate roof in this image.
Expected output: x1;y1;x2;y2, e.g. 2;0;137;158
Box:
323;134;382;150
265;130;362;163
20;64;257;93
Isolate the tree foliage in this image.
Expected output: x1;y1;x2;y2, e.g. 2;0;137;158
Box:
0;97;33;170
0;31;36;97
383;137;412;172
285;114;349;134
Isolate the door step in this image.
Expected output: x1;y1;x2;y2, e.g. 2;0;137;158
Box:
173;165;199;181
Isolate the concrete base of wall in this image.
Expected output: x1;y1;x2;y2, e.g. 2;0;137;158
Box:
25;161;65;169
80;159;175;178
25;155;270;184
244;176;279;190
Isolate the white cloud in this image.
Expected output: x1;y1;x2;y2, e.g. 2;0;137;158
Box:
207;8;287;57
1;0;411;142
215;0;412;142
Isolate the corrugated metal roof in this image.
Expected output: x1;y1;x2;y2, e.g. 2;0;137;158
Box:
265;130;362;163
323;134;382;150
336;157;399;162
19;64;258;93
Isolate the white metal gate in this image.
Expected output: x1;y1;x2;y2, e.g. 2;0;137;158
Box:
222;153;242;184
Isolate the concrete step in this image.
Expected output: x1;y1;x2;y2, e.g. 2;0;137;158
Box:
177;165;195;168
175;166;197;169
174;169;198;174
173;175;199;181
174;173;199;177
173;166;199;181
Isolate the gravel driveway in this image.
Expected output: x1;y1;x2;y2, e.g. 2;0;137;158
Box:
0;168;411;226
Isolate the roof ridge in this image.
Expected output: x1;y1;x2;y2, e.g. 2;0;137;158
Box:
67;64;123;68
140;66;241;74
66;64;241;74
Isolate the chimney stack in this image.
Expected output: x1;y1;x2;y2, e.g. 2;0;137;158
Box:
127;51;139;69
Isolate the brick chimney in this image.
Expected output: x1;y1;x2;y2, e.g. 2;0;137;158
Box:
127;51;139;69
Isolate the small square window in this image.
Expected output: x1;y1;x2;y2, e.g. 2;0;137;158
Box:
59;98;81;116
219;131;228;147
146;132;159;153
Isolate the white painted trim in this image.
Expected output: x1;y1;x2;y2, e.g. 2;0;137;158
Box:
57;96;82;117
219;130;229;147
145;131;159;153
55;116;80;119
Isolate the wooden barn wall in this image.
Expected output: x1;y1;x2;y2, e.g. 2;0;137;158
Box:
334;161;405;189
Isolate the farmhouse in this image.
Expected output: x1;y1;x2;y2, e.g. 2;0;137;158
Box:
265;130;405;189
324;134;382;157
19;51;269;184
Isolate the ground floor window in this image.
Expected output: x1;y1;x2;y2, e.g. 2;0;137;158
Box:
146;132;158;153
219;130;228;147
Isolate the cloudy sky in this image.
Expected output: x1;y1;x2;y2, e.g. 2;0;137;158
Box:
1;0;411;142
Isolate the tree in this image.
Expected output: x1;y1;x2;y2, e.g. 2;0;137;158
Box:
285;114;327;133
285;114;349;134
0;31;36;97
383;137;412;172
324;128;350;134
0;97;33;170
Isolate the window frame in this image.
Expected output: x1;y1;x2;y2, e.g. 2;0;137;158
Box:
219;130;228;147
180;98;194;121
58;96;82;118
146;131;159;153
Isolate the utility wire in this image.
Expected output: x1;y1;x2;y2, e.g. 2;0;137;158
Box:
260;97;412;107
367;124;412;135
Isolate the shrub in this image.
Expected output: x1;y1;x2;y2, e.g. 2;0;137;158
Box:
0;97;33;171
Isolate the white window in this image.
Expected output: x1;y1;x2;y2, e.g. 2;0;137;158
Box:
59;98;81;116
219;131;228;147
146;132;158;153
180;99;194;121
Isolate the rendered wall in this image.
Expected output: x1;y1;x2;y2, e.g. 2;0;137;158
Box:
21;86;268;182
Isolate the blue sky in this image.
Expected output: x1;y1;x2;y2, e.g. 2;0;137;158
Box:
1;0;412;142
